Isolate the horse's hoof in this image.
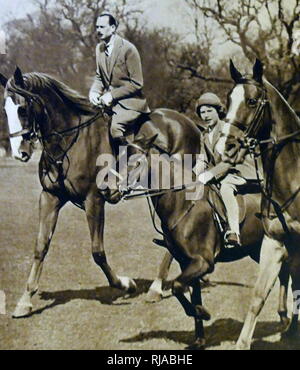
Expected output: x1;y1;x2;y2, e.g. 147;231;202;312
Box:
236;340;251;350
145;289;163;303
279;315;290;329
12;303;32;318
117;276;137;294
281;326;299;340
186;338;206;350
195;305;211;321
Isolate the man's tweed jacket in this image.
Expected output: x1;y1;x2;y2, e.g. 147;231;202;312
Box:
90;34;150;119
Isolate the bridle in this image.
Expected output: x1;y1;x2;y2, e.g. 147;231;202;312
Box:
225;80;300;151
6;83;105;196
7;85;103;142
224;80;300;235
222;81;269;148
7;93;44;140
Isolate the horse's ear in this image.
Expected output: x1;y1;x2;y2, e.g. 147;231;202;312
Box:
253;58;263;83
229;59;243;83
14;66;25;88
0;73;8;87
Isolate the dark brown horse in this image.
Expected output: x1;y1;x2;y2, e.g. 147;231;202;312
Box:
103;106;290;350
218;59;300;349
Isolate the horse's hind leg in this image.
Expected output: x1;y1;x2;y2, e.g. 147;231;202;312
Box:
282;247;300;339
236;235;286;350
85;194;136;293
278;261;290;328
146;250;173;303
13;191;64;318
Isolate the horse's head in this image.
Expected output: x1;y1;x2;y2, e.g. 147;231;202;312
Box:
0;67;43;162
219;59;268;165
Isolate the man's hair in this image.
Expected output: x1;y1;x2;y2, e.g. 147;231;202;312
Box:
99;13;118;28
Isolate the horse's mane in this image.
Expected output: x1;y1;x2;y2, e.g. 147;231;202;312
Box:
7;72;96;116
263;77;300;129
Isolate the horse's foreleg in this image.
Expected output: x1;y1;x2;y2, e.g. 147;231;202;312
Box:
13;191;64;318
85;196;136;293
146;250;173;303
189;279;206;350
278;261;290;328
236;235;286;350
172;256;211;321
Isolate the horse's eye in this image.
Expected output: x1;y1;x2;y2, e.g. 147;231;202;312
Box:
247;98;257;107
18;107;27;117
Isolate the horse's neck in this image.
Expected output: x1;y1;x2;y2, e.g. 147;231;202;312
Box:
261;80;300;202
42;92;78;134
39;91;113;159
265;79;300;138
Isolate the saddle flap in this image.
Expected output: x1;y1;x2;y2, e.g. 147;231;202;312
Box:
208;186;246;226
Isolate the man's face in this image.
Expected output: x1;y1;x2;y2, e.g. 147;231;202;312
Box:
199;105;219;126
96;16;115;42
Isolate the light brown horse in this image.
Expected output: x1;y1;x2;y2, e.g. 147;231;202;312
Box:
219;59;300;349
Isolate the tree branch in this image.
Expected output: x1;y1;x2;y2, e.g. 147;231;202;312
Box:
177;64;232;84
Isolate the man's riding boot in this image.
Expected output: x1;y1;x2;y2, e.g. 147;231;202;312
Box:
113;136;128;156
112;136;145;196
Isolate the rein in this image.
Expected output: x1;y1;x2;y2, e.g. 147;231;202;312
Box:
122;181;198;200
7;83;108;198
7;81;106;141
40;110;105;140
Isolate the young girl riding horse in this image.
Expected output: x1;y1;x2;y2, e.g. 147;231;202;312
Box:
195;92;259;247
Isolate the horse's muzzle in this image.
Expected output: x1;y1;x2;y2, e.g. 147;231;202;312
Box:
16;140;33;162
100;188;122;204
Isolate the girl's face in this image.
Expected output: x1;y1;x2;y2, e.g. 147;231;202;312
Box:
199;105;219;126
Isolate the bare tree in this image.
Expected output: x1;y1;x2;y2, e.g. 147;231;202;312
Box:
184;0;300;108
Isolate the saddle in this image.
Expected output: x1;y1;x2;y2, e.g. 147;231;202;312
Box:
208;186;246;228
208;180;261;234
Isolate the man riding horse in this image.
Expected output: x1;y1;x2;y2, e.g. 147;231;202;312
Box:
89;12;150;149
195;92;260;247
88;12;260;249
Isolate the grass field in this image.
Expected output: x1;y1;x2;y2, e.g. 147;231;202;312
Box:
0;157;298;350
